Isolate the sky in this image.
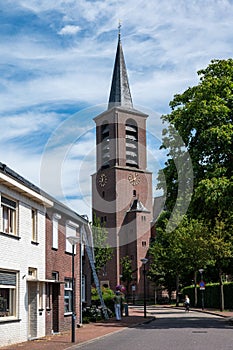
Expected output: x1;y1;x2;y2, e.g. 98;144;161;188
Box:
1;0;233;219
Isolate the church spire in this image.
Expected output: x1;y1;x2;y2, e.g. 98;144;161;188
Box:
108;26;133;110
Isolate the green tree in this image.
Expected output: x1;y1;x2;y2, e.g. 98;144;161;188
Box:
156;59;233;309
149;216;213;305
208;219;233;310
120;256;133;299
159;59;233;225
91;214;113;274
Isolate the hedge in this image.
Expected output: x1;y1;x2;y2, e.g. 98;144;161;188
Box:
182;282;233;309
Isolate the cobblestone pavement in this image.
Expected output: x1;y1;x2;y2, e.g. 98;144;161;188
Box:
1;306;232;350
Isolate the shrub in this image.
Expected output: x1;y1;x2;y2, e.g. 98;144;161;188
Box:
182;282;233;309
91;287;115;312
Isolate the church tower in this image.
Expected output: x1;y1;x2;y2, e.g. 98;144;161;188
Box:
92;30;153;298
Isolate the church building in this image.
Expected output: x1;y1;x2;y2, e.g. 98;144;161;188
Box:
92;30;153;298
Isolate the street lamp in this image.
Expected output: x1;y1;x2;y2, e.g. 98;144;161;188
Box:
140;258;148;318
199;268;205;310
67;235;80;343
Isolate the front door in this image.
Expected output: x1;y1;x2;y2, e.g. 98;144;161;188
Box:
28;282;38;339
52;283;60;333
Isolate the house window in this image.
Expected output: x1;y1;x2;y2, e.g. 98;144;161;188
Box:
0;270;17;318
82;275;86;302
52;271;59;281
39;283;43;310
52;217;59;249
31;208;38;242
1;196;17;235
142;241;147;247
66;224;79;254
28;267;37;279
64;278;73;314
46;283;51;310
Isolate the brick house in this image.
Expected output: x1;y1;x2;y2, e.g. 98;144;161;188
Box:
45;202;91;335
0;162;53;346
0;162;92;346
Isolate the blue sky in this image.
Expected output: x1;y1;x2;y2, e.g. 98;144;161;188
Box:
1;0;233;218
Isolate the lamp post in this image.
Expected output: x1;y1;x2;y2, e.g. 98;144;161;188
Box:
67;236;80;343
199;268;205;310
140;258;148;318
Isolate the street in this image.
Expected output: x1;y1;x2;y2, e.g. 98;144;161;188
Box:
72;307;233;350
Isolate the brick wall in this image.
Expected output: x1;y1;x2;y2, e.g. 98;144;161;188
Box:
45;209;82;335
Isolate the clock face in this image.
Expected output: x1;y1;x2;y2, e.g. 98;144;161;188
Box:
98;173;108;187
128;172;140;186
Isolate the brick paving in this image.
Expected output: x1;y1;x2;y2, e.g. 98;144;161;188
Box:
1;306;233;350
0;307;152;350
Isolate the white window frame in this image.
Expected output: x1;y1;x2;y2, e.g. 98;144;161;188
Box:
0;270;18;319
1;196;17;235
31;208;38;242
82;275;86;302
52;217;59;249
39;282;44;310
64;278;72;314
66;221;79;254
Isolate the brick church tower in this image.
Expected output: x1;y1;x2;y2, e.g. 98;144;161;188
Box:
92;31;153;298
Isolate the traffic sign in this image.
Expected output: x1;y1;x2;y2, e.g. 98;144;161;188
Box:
199;280;205;290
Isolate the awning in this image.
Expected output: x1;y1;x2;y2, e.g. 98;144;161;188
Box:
27;278;64;283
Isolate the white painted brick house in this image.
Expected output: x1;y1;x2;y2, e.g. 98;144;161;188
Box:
0;163;53;347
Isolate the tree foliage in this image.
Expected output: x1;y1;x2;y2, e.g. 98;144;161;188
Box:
149;216;213;302
151;59;233;307
159;59;233;226
120;256;133;285
91;214;113;274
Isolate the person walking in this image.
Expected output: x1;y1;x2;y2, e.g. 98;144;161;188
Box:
184;295;190;312
113;290;124;321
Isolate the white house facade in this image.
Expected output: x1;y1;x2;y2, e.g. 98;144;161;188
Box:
0;164;53;347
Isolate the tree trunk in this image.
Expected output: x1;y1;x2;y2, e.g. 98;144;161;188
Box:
176;274;179;306
194;271;198;307
219;268;224;311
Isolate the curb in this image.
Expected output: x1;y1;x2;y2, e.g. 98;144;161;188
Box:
168;305;233;320
68;316;156;349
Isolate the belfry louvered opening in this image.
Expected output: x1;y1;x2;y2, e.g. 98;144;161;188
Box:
101;122;110;168
125;120;138;167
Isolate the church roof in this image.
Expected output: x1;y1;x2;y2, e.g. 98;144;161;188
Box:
127;198;150;213
108;32;133;110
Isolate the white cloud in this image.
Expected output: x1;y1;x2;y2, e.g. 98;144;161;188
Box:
1;0;233;217
58;25;81;36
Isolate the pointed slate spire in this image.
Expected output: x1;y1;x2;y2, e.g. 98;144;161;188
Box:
108;26;133;110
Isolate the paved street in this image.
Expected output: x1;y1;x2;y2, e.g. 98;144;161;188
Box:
73;307;233;350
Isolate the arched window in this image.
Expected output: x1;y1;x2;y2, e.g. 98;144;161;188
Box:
125;119;138;168
101;122;110;168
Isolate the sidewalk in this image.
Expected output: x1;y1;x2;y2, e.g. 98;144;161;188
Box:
2;305;233;350
161;304;233;322
1;306;154;350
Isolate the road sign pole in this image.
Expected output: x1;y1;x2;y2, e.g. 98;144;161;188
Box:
201;290;204;310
